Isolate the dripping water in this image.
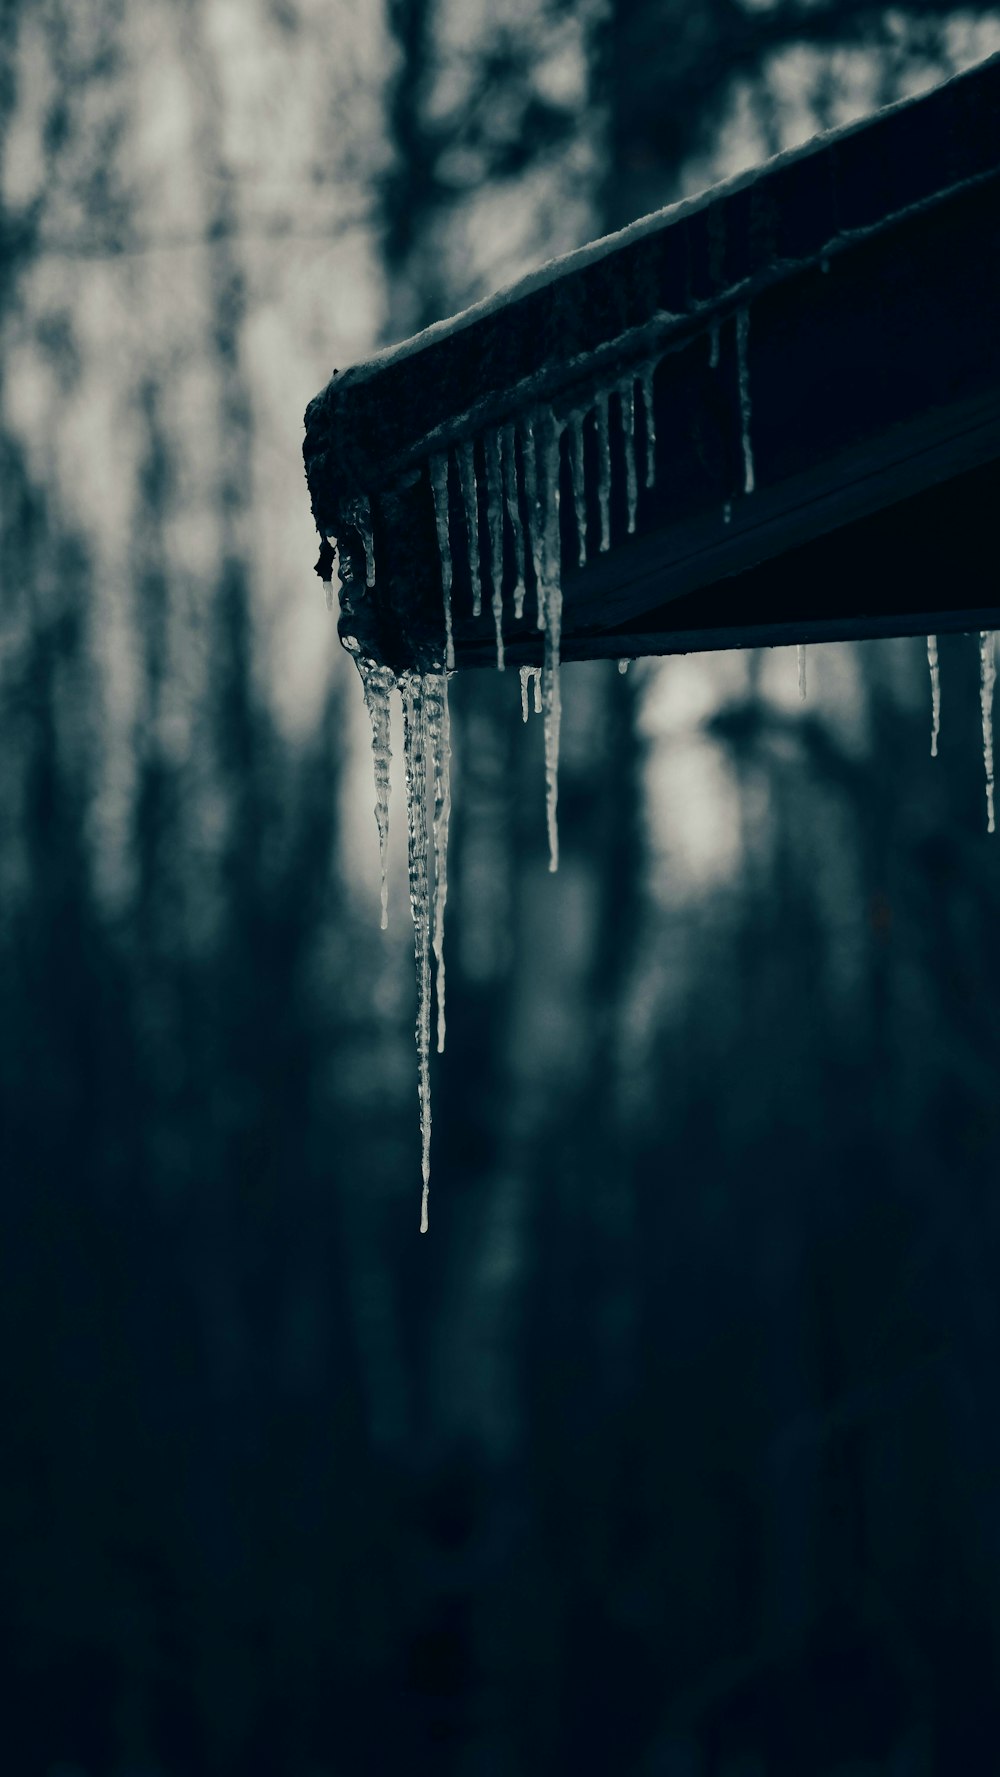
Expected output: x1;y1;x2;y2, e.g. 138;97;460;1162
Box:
927;635;940;758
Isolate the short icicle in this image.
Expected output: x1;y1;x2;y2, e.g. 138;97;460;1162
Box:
429;454;455;671
425;671;452;1056
619;381;638;534
638;364;656;489
400;671;434;1231
539;408;564;872
485;429;505;669
595;390;611;552
797;644;807;701
501;423;526;620
518;665;543;720
980;631;996;834
568;412;587;567
457;439;481;618
344;495;375;588
737;307;755;495
927;635;940;757
358;659;394;930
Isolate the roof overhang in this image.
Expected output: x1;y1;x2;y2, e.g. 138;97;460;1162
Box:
304;52;1000;672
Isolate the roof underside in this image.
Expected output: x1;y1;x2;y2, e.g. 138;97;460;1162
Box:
303;52;1000;672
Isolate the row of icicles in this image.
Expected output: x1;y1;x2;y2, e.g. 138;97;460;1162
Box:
345;313;997;1230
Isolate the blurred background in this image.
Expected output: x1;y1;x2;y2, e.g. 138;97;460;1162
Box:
3;2;1000;1773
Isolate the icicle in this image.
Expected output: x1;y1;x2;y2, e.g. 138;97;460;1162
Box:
324;578;334;613
484;429;505;669
927;635;940;758
457;439;481;618
357;659;394;931
501;423;526;620
638;365;656;490
344;495;375;588
568;412;587;568
709;322;720;369
519;665;543;720
619;382;638;535
429;454;455;672
539;409;564;872
618;657;632;675
737;307;755;495
400;671;433;1231
723;500;732;525
797;644;807;701
425;671;452;1056
980;631;996;834
595;390;611;553
522;417;545;631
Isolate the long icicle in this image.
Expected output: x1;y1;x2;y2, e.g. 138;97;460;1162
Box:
737;307;755;495
569;411;587;567
501;423;526;620
638;364;656;489
485;428;505;669
458;439;481;617
522;417;545;631
401;671;433;1231
429;454;455;672
797;644;807;701
358;660;394;930
980;630;996;834
595;390;611;552
927;634;940;757
540;408;564;872
620;381;638;534
426;671;452;1055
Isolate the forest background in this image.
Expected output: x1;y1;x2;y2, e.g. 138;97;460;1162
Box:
2;1;1000;1773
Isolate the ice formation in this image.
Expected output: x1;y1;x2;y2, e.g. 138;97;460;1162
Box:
358;660;394;929
980;631;996;834
400;672;433;1231
736;307;755;496
429;454;455;671
458;441;481;618
797;644;807;701
426;672;452;1055
927;634;940;757
421;368;662;873
520;665;542;720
